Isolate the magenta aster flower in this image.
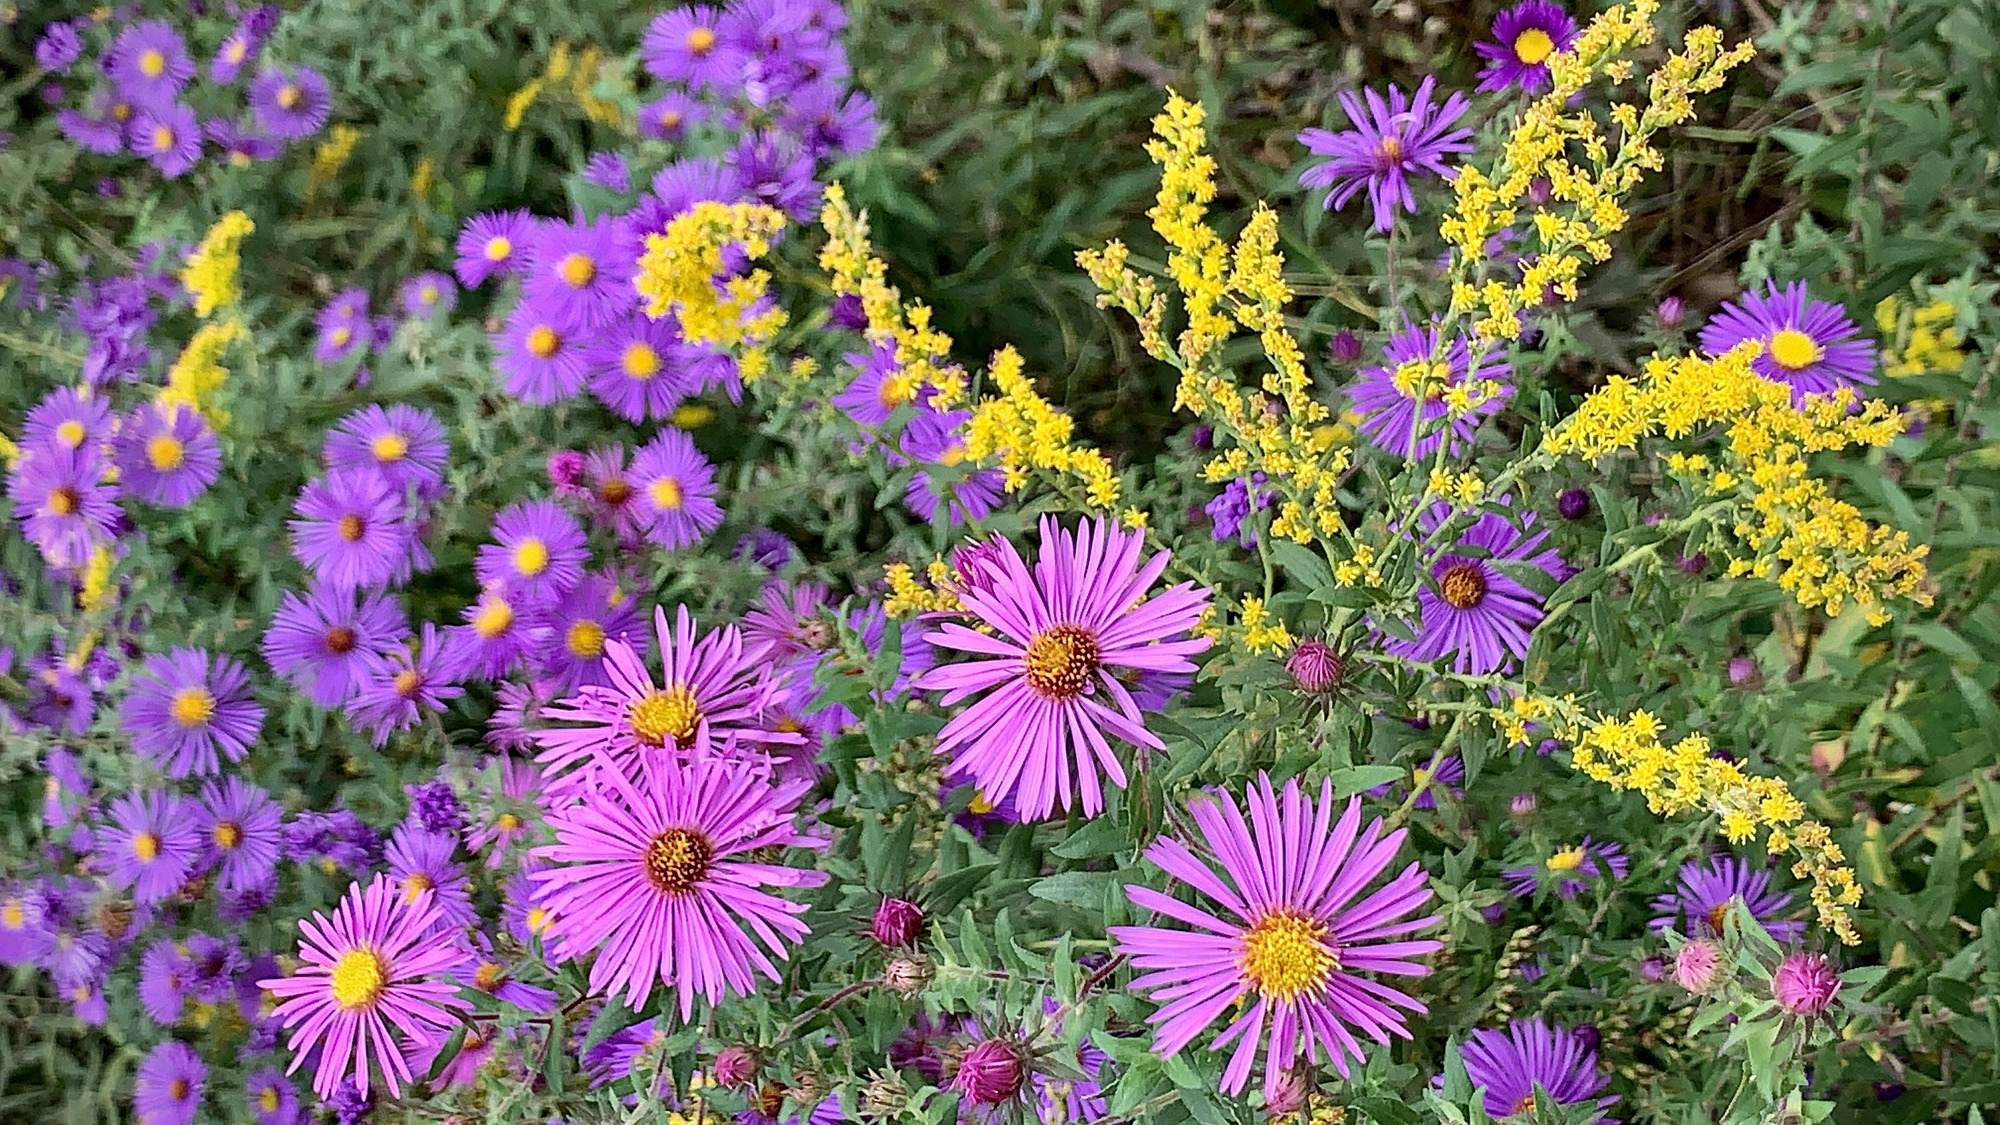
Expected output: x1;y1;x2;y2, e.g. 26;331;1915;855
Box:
248;66;331;139
384;824;476;932
1697;281;1876;404
531;746;827;1015
1457;1019;1617;1122
1474;1;1578;93
1298;77;1474;232
1349;324;1513;458
107;21;193;107
454;210;532;287
523;215;634;329
102;791;200;904
533;572;643;693
1648;855;1803;943
629;428;723;550
193;776;284;894
587;312;694;423
493;301;589;403
288;469;419;592
114;403;220;507
642;5;749;89
263;583;408;707
345;623;466;747
260;874;471;1098
1503;836;1630;898
1109;775;1442;1098
1772;952;1840;1015
475;499;588;607
1382;504;1563;676
9;442;119;568
131;102;202;178
121;648;265;777
532;604;796;796
322;403;449;499
133;1040;205;1125
914;516;1212;820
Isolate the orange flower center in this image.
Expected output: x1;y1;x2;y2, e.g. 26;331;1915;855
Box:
1439;563;1487;610
1022;625;1100;700
643;827;714;893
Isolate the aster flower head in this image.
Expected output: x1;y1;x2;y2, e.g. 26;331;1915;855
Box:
642;5;749;90
246;1068;299;1125
1382;503;1563;676
1109;775;1443;1098
314;292;371;364
902;409;1005;526
194;776;284;894
102;791;200;904
454;210;532;286
914;516;1213;821
323;403;450;500
1503;836;1630;899
639;91;707;140
464;754;546;865
531;744;828;1016
121;647;265;777
264;583;408;707
650;157;748;219
833;341;923;427
261;874;471;1098
249;66;332;139
25;385;113;451
475;499;588;607
9;442;120;568
398;271;457;319
140;939;193;1024
134;1040;205;1125
587;312;695;423
384;824;476;932
1475;1;1579;93
523;215;635;329
1648;855;1803;943
1698;281;1877;404
114;402;220;507
582;151;632;192
493;300;589;403
210;19;267;84
1298;77;1474;232
1350;324;1513;458
533;572;643;693
345;623;466;747
288;469;419;592
207;118;283;167
36;22;84;73
131;102;202;178
629;428;724;550
1456;1019;1618;1122
108;21;194;107
449;587;534;681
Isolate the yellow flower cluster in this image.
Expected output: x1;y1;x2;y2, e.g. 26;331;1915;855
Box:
1237;596;1292;654
882;560;961;618
818;184;1120;506
180;211;254;319
78;545;117;614
305;125;359;202
1874;294;1965;378
157;320;248;430
504;40;624;131
1442;1;1753;340
634;201;789;384
1545;343;1929;623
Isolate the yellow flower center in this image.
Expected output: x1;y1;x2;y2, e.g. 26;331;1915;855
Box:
512;537;550;576
277;84;302;111
1706;902;1735;933
329;325;352;347
151;125;174;152
329;948;388;1010
170;687;216;728
557;252;596;289
1546;846;1587;872
48;487;80;517
496;813;523;831
968;792;996;815
139;49;166;78
1438;563;1487;610
420;284;439;303
1239;910;1339;1002
1023;625;1101;700
400;872;434;904
659;109;683;128
1378;136;1404;163
324;625;357;653
877;372;919;409
55;420;86;448
565;619;606;658
132;832;161;862
525;906;549;933
627;686;701;747
1510;1093;1538;1116
146;435;185;471
526;325;560;359
474;599;514;639
484;236;513;262
649;477;684;510
259;1087;281;1113
1767;327;1823;371
622;342;663;379
473;961;507;991
230;152;252;169
393;669;421;698
225;40;248;64
1513;28;1556;66
597;478;632;505
337;513;366;541
686;27;717;54
1412;767;1433;787
212;821;243;850
112;101;134;122
643;827;715;893
1;900;23;930
371;433;408;462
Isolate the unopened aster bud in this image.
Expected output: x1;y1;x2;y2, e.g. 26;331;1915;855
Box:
1772;952;1840;1015
1571;1024;1601;1052
1329;328;1362;363
951;1039;1024;1106
712;1046;758;1088
1190;424;1214;451
1526;177;1553;207
1656;295;1687;328
870;897;925;949
1264;1064;1311;1114
1285;640;1342;694
546;450;586;495
1727;657;1759;687
1557;488;1591;521
1679;551;1708;575
1672;939;1725;993
1480;901;1507;925
1509;791;1537;818
827;293;868;331
1639;955;1668;983
883;954;934;997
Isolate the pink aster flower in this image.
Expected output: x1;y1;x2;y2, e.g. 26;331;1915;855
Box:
1772;951;1840;1015
530;743;828;1016
913;516;1212;821
1109;775;1442;1099
260;874;470;1098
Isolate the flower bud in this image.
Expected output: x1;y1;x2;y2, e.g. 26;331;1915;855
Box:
1328;329;1363;363
1639;955;1668;983
1679;551;1708;575
1526;177;1553;207
1509;791;1537;819
712;1046;759;1088
1672;939;1725;993
861;1071;910;1118
1727;657;1760;687
1190;424;1215;451
870;897;925;949
1571;1024;1601;1052
1285;640;1342;695
1264;1064;1311;1114
1556;488;1591;521
1656;296;1687;328
951;1039;1024;1106
883;954;934;997
1772;952;1839;1015
827;293;868;331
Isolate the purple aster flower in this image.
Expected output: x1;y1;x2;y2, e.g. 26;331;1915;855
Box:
131;102;202;178
205;118;282;165
26;656;95;734
114;403;219;507
314;293;370;364
629;428;724;550
287;469;419;592
453;210;532;286
448;588;534;681
475;499;587;607
1648;855;1803;943
1205;474;1276;547
493;300;589;403
140;938;193;1024
734;529;796;571
832;341;919;427
586;313;697;423
345;623;466;747
183;932;246;1004
210;20;267;84
384;824;476;932
1350;324;1513;458
530;747;828;1015
638;91;707;140
1457;1019;1618;1122
26;385;114;451
248;66;332;139
121;647;265;777
523;215;635;330
533;572;644;694
286;810;382;872
1109;775;1442;1098
321;1079;371;1125
322;403;449;500
1697;281;1877;404
9;442;120;568
246;1068;299;1125
1382;504;1563;676
133;1040;205;1125
582;151;632;192
36;22;84;73
101;791;200;904
741;581;835;664
915;516;1212;820
1503;836;1630;899
649;157;748;219
0;884;42;967
1369;754;1468;809
1475;1;1579;94
572;446;647;544
1298;77;1475;232
642;5;749;90
902;410;1005;526
403;778;462;835
728;131;820;221
783;85;882;158
193;776;284;894
485;680;551;754
107;21;194;108
264;583;408;707
397;271;456;319
464;755;545;864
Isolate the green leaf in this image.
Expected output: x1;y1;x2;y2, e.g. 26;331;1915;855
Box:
424;1024;468;1086
578;1000;645;1057
1028;870;1119;908
1330;765;1405;798
543;1007;566;1096
1051;817;1129;860
1269;540;1333;589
